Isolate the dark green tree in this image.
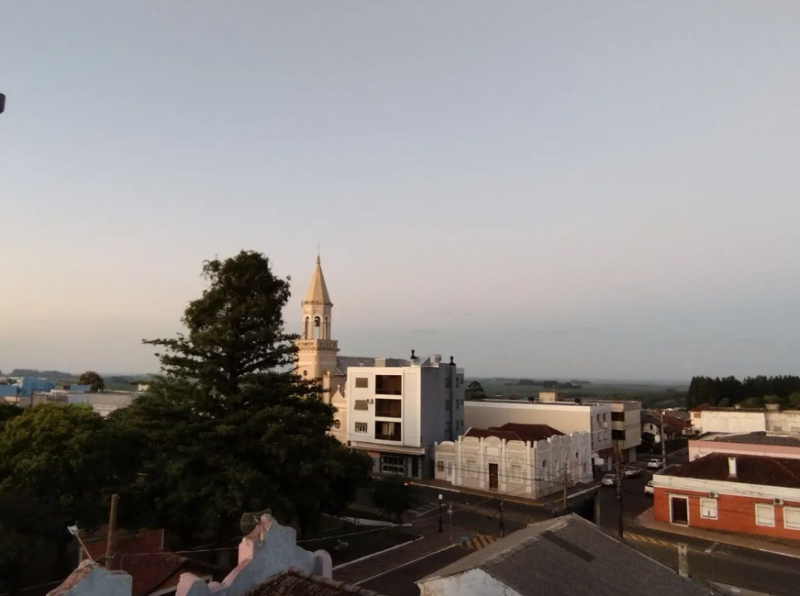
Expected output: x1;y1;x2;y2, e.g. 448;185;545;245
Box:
128;251;371;542
788;392;800;410
0;404;21;430
466;381;486;400
78;370;105;392
371;476;419;523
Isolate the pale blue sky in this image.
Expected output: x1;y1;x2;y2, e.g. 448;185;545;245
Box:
2;1;799;380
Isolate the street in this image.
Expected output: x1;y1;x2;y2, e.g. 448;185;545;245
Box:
352;461;800;596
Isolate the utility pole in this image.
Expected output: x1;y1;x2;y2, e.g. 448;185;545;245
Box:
660;409;667;464
615;450;624;539
438;493;443;533
448;504;453;541
105;494;119;569
499;498;505;537
562;466;568;511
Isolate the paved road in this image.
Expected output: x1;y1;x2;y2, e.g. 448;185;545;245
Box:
360;545;473;596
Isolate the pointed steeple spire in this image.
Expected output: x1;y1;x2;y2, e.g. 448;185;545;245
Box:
303;256;332;306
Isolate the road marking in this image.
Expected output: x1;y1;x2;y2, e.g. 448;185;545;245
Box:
705;542;719;554
624;532;675;549
354;544;459;585
757;548;800;560
465;533;499;550
332;537;424;571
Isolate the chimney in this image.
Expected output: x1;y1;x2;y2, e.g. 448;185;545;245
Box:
678;543;689;578
728;456;737;479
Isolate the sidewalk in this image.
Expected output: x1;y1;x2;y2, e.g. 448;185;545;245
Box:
332;518;454;585
633;508;800;558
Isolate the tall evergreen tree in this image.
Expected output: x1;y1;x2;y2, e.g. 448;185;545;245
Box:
126;251;370;541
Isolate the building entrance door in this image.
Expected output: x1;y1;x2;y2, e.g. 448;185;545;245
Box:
671;497;689;525
489;463;499;490
411;457;419;478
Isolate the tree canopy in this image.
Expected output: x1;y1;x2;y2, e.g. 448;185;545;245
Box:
78;371;105;392
466;380;486;400
130;251;371;541
687;375;800;409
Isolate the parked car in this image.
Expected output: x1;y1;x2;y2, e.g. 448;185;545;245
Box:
601;474;617;487
647;459;664;470
644;480;654;496
623;466;641;478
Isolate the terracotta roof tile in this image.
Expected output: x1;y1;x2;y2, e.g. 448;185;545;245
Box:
465;424;564;443
664;453;800;489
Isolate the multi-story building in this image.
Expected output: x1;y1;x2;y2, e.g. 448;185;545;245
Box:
465;394;614;471
345;354;465;478
434;424;592;499
653;453;800;541
593;399;641;463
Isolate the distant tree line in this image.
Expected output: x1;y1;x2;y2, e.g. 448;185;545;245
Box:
687;375;800;410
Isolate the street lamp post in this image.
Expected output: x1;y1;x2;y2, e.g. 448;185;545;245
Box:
438;494;443;533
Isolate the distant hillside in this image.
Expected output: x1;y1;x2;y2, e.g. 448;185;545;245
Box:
10;369;72;381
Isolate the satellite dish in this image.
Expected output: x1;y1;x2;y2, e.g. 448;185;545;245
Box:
240;509;271;534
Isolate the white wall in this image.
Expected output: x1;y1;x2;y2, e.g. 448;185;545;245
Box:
418;568;523;596
701;411;766;433
465;401;612;454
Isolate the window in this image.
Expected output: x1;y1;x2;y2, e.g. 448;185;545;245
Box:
611;412;624;422
381;455;406;474
612;430;626;441
755;504;775;527
445;377;451;389
784;507;800;530
355;377;369;388
437;460;445;472
354;400;369;411
333;419;341;430
542;459;547;468
510;460;523;483
375;421;401;441
466;456;478;478
354;422;368;433
700;498;718;520
375;399;401;418
376;375;402;395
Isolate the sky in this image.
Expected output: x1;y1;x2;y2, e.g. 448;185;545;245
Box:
2;1;799;381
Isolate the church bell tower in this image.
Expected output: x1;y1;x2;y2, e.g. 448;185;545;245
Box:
295;256;339;380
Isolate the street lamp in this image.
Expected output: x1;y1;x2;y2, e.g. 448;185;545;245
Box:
438;494;443;533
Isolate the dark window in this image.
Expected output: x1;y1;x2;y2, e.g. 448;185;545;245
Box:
375;399;401;418
381;455;405;474
445;377;451;389
354;400;369;411
355;422;368;433
612;429;626;441
375;421;402;441
376;375;402;395
355;377;369;388
611;412;624;422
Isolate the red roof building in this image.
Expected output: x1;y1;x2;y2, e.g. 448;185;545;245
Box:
653;453;800;540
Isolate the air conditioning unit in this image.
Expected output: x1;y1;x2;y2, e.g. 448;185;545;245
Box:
774;498;785;507
708;492;718;498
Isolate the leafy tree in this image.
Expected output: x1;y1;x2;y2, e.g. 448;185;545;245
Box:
740;396;764;408
78;370;105;392
788;392;800;410
763;394;783;406
466;381;486;400
127;251;371;541
716;398;730;407
0;404;21;430
371;476;419;523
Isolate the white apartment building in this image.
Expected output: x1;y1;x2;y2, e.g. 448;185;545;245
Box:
465;393;614;471
593;399;642;463
434;424;593;499
345;354;465;478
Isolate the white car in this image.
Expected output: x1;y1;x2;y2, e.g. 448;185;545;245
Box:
601;474;617;487
644;480;654;496
647;459;664;470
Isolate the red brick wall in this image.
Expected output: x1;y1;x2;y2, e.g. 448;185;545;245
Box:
654;487;800;540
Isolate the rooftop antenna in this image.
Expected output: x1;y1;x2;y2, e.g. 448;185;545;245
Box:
68;525;94;562
317;242;321;263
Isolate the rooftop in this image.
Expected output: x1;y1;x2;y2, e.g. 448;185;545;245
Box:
465;423;565;443
247;569;384;596
665;453;800;489
700;432;800;448
420;514;718;596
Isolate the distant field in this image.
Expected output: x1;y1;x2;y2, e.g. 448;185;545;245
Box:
468;378;688;408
